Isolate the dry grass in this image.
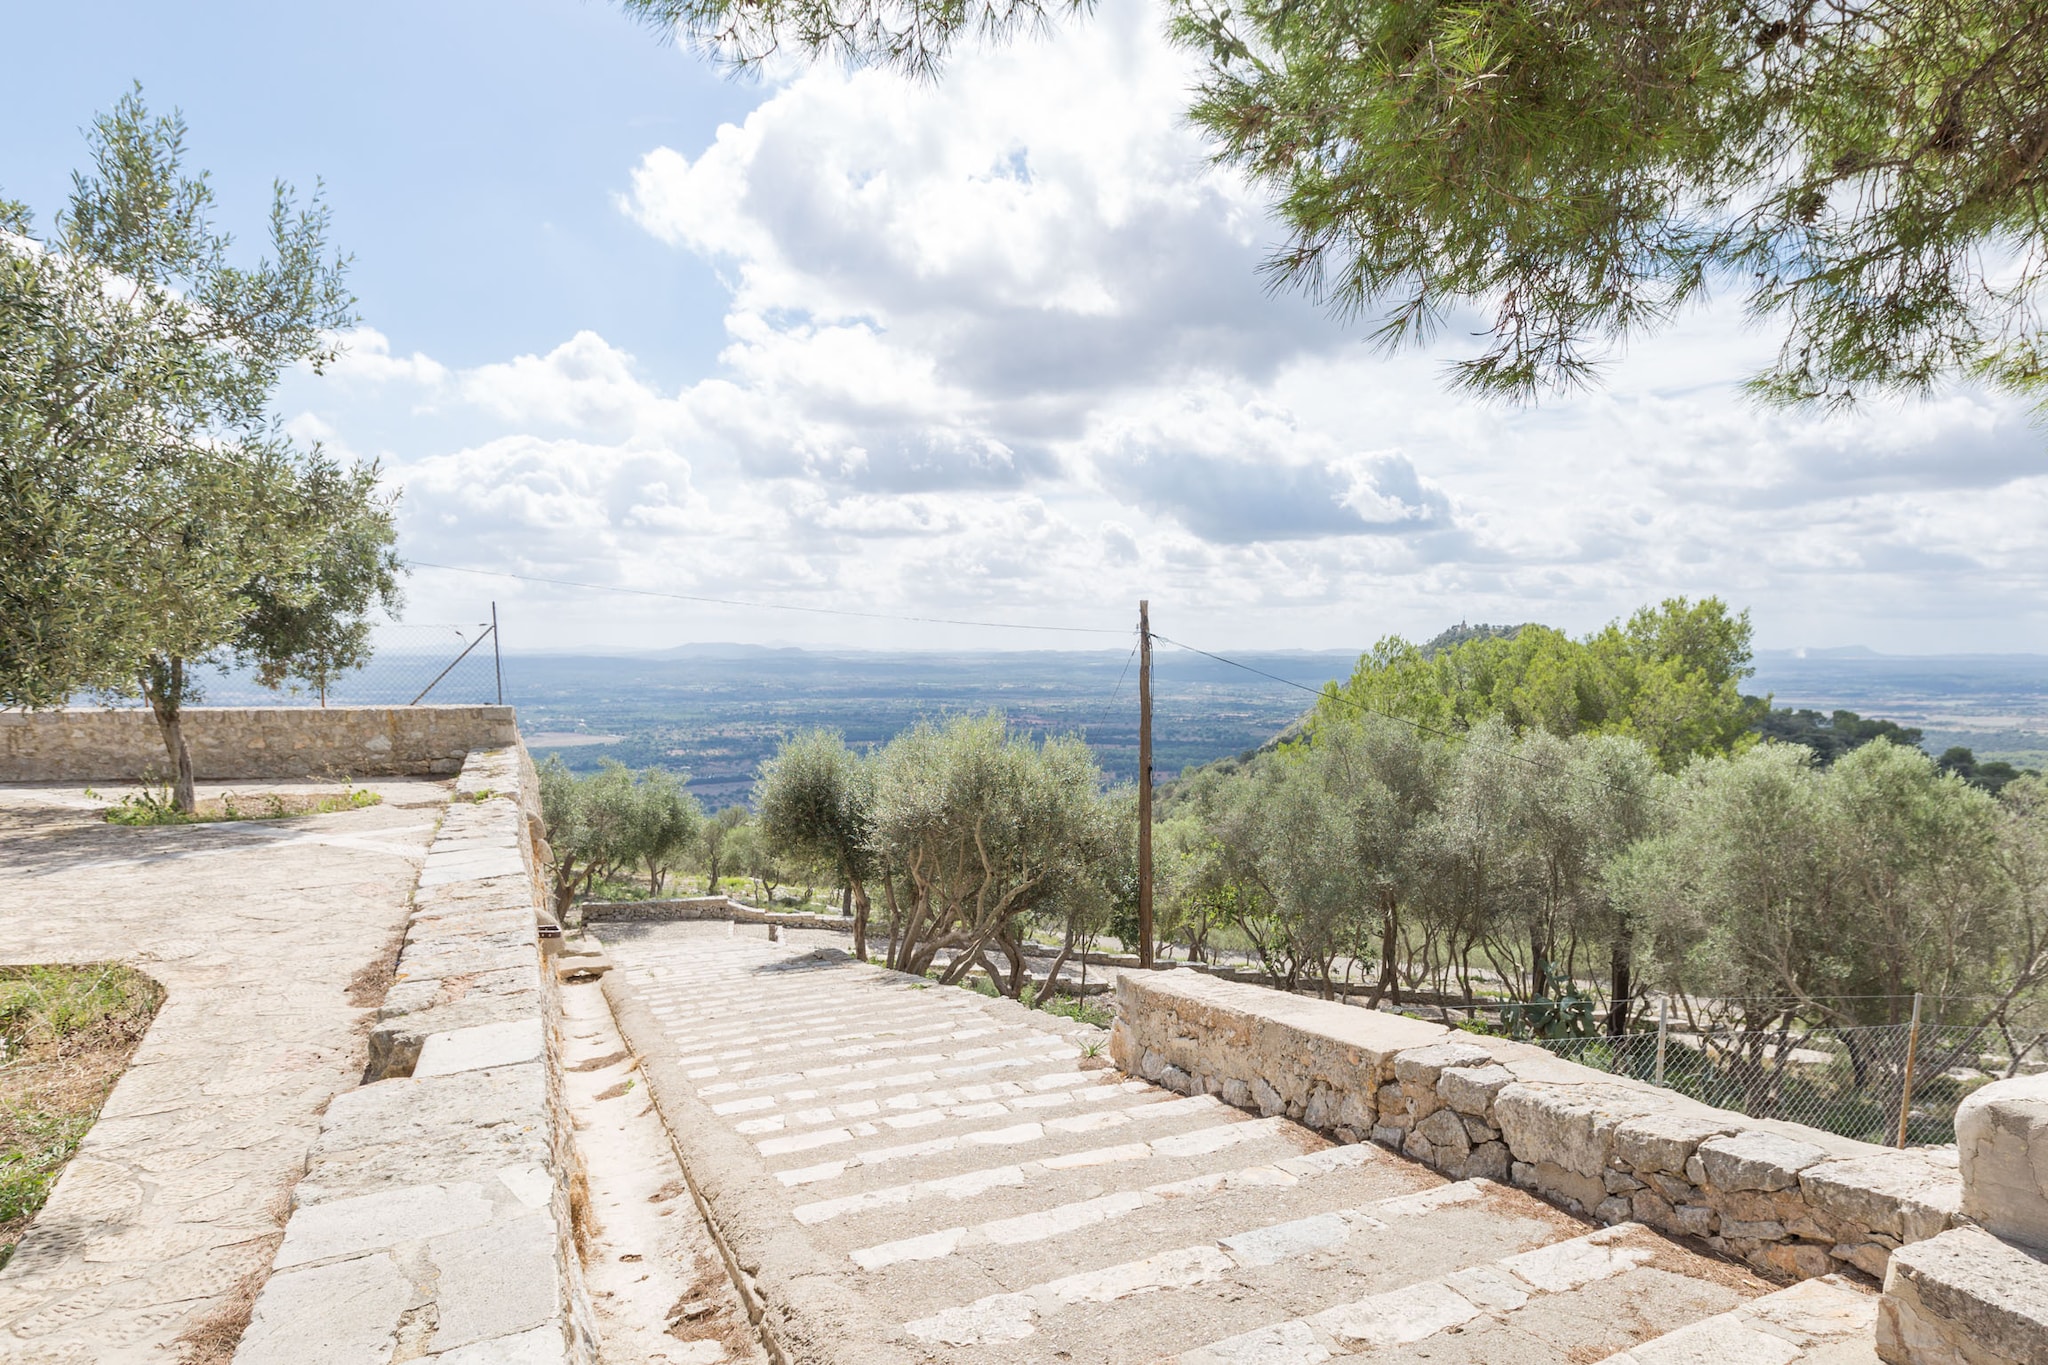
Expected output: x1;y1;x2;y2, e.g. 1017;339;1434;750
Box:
0;964;164;1265
345;926;408;1009
171;1241;278;1365
670;1247;758;1357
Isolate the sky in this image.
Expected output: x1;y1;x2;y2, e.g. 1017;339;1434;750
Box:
7;0;2047;656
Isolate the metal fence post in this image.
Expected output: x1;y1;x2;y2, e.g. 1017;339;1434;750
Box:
491;602;503;706
1655;999;1668;1088
410;626;494;706
1896;992;1924;1148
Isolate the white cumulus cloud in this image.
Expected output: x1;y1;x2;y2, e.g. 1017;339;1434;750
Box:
288;0;2048;652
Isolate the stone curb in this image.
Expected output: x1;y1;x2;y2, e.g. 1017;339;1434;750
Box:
1878;1227;2048;1364
601;950;909;1365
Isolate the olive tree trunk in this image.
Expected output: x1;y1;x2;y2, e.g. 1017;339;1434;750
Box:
140;654;196;813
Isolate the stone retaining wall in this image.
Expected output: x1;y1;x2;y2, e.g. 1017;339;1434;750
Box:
1112;968;1961;1287
0;705;517;781
578;895;771;923
234;744;598;1365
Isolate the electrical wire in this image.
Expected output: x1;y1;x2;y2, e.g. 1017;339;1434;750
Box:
407;561;1672;806
410;561;1128;636
1109;630;1140;704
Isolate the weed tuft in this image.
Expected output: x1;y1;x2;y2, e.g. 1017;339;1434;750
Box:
104;785;381;826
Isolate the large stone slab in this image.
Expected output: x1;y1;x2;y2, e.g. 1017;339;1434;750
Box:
1956;1074;2048;1254
276;1181;500;1269
1696;1131;1831;1193
1878;1227;2048;1365
291;1063;553;1205
415;1017;546;1078
1494;1082;1671;1179
1802;1149;1962;1244
1613;1111;1741;1176
234;744;594;1365
234;1252;420;1365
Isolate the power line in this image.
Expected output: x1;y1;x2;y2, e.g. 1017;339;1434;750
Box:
1109;630;1140;703
402;563;1661;803
410;561;1128;636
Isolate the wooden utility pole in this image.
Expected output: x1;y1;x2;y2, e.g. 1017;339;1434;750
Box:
1137;600;1154;969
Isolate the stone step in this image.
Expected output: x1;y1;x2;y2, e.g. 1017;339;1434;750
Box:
820;1136;1415;1265
1597;1274;1880;1365
601;924;1790;1365
765;1094;1318;1196
689;1024;1069;1095
1172;1222;1771;1365
897;1178;1597;1356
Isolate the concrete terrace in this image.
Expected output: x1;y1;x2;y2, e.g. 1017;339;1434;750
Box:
0;778;443;1363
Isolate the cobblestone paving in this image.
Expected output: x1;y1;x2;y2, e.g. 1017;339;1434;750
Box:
0;780;446;1364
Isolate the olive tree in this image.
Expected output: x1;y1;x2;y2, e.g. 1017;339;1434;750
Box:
756;728;879;956
699;804;750;894
538;759;704;911
1620;739;2014;1029
867;712;1111;996
629;767;704;896
1;90;390;808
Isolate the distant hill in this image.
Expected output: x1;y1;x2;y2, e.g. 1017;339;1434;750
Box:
509;646;1362;806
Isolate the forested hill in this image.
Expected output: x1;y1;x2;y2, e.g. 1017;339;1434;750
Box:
1163;623;2048;794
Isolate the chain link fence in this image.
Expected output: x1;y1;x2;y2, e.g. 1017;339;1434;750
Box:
186;620;503;708
1529;1001;2048;1146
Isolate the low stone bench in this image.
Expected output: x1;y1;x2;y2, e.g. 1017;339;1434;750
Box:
234;746;598;1365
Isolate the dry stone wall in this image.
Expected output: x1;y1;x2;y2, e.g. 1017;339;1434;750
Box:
0;705;516;781
234;744;599;1365
1111;969;1961;1288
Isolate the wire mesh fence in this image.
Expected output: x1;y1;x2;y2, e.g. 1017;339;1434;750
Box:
118;621;505;708
1530;1003;2048;1146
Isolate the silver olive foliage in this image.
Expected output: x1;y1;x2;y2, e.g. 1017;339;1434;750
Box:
539;757;707;916
755;713;1127;999
1;90;397;810
1169;715;2048;1052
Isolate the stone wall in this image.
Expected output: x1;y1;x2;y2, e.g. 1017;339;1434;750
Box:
234;744;599;1365
582;895;858;931
0;705;517;781
1111;968;1961;1287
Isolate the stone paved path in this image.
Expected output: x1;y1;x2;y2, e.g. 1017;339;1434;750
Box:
601;923;1885;1365
0;780;446;1364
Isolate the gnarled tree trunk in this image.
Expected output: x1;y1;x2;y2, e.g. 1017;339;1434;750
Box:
140;654;196;813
